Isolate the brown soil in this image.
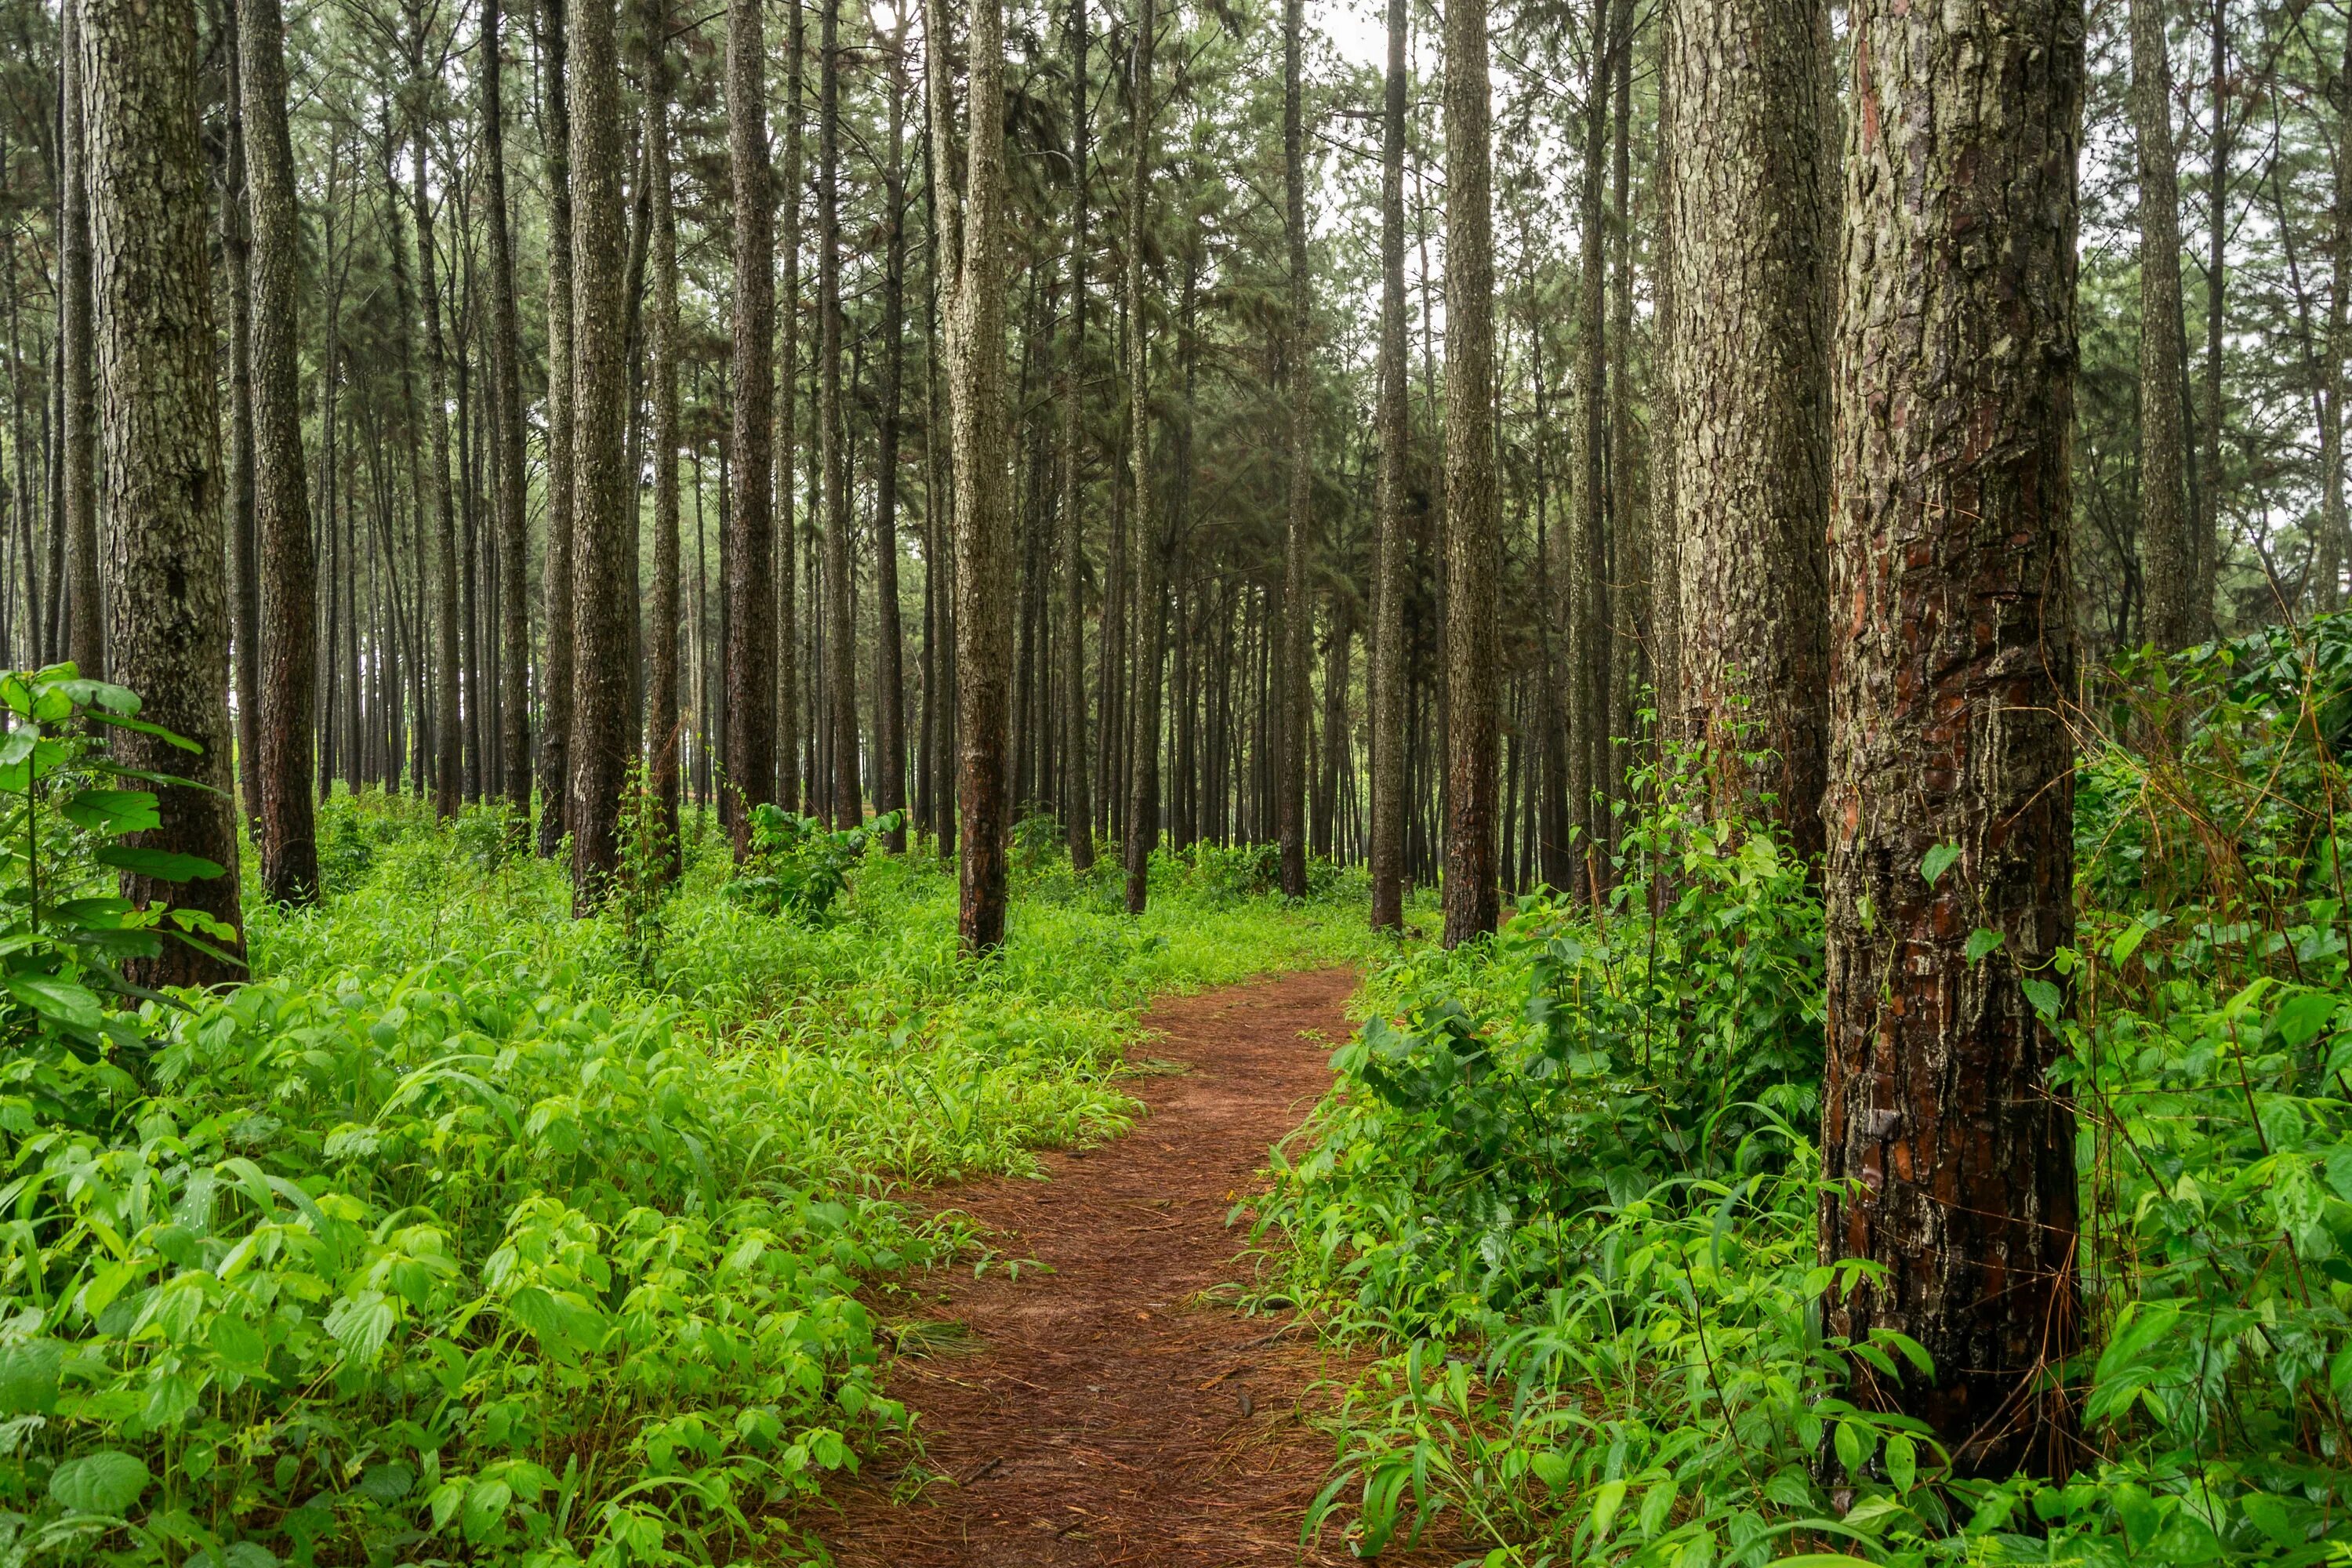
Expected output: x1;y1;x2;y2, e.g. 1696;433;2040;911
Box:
810;968;1464;1568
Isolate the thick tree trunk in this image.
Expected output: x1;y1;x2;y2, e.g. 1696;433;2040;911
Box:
646;0;682;874
568;0;630;906
1368;0;1408;931
1664;0;1831;855
82;0;245;983
2132;0;2194;649
725;0;777;856
1061;0;1095;871
820;0;859;828
537;0;575;855
1441;0;1497;946
485;0;534;833
244;0;321;903
1823;0;2085;1475
873;35;911;853
1122;0;1161;916
929;0;1012;949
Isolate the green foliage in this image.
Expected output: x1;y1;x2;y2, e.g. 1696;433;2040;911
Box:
0;666;231;1131
0;757;1378;1566
723;806;904;923
1260;692;2352;1565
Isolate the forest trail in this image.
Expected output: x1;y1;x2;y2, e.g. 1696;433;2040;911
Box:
813;968;1454;1567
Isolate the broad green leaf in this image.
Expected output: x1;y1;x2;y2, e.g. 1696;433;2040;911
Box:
1964;927;2004;966
2020;976;2063;1021
1919;843;1962;887
0;1339;61;1414
61;788;158;835
95;844;225;882
5;972;102;1029
49;1449;151;1515
1885;1433;1916;1492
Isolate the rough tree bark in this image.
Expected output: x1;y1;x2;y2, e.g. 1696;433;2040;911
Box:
927;0;1012;949
2132;0;2195;650
1277;0;1312;901
1441;0;1497;946
243;0;321;904
1368;0;1407;931
725;0;777;856
1122;0;1161;917
60;0;100;679
82;0;245;984
567;0;630;907
1060;0;1095;871
873;28;912;853
646;0;682;873
1664;0;1832;855
536;0;575;855
1823;0;2085;1475
778;0;804;815
406;4;462;822
219;2;263;844
820;0;859;829
485;0;534;833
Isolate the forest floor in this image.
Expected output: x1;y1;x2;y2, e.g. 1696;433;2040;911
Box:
808;968;1463;1567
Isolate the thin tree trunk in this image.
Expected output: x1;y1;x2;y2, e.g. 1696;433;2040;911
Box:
2133;0;2195;649
60;0;99;678
405;6;462;820
646;0;682;874
778;0;804;814
1277;0;1312;898
485;0;534;833
82;0;245;982
1121;0;1161;916
726;0;777;855
538;0;575;855
1824;0;2085;1475
220;2;263;843
873;29;911;851
820;0;859;827
1368;0;1407;930
245;0;320;902
928;0;1012;949
2197;0;2225;629
1440;0;1497;946
568;0;630;905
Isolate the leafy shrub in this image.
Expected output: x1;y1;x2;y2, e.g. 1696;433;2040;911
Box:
1261;694;2352;1566
724;806;903;922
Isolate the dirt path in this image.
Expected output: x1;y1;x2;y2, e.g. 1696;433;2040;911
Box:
814;968;1453;1567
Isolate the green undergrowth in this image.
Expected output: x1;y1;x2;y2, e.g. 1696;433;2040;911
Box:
0;765;1388;1568
1257;664;2352;1567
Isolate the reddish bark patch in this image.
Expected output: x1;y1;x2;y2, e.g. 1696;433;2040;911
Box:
809;967;1460;1566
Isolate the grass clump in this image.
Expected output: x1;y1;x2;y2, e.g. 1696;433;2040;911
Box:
0;760;1380;1567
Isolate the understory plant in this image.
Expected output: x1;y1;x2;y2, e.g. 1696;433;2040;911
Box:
1261;659;2352;1566
0;697;1385;1568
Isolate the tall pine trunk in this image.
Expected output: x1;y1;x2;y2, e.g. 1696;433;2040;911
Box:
2132;0;2194;649
245;0;321;902
538;0;575;852
873;33;911;853
1439;0;1497;946
820;0;859;828
1121;0;1160;916
1367;0;1408;930
1277;0;1311;900
1664;0;1831;854
82;0;245;982
725;0;777;856
59;1;100;678
1060;0;1094;871
646;0;682;873
220;5;263;844
929;0;1012;949
485;0;534;833
1823;0;2085;1475
568;0;630;906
